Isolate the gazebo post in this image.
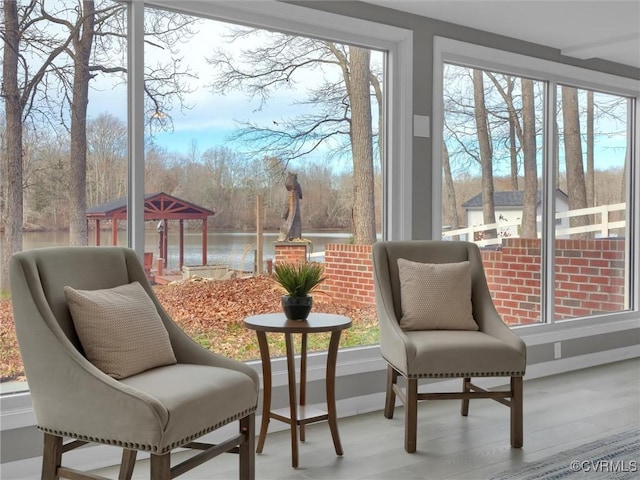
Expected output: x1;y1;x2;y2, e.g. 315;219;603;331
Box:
202;219;208;266
95;219;100;246
111;219;118;246
163;220;168;268
179;219;184;270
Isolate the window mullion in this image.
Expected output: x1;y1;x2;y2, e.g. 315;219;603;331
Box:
627;97;639;311
541;80;557;324
127;0;145;258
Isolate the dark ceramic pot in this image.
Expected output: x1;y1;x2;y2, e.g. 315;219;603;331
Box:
281;295;313;321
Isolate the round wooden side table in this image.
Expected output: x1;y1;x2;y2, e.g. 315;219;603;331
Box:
243;312;352;469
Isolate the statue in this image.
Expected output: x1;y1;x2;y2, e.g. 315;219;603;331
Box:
278;172;303;241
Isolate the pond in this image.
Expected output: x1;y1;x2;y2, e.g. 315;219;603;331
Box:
1;230;352;272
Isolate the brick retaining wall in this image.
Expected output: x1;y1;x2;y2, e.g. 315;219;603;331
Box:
275;238;626;324
483;238;626;325
323;244;374;306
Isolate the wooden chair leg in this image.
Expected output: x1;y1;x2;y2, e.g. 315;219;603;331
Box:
150;453;171;480
405;378;418;453
239;413;256;480
119;449;137;480
461;377;471;416
511;376;523;448
384;365;398;419
42;433;63;480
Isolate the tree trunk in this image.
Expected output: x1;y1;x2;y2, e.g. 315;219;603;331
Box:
348;46;376;245
521;79;538;238
370;72;384;173
561;86;589;238
68;0;95;245
472;69;496;239
442;142;460;239
509;115;518;191
1;0;24;292
486;74;521;191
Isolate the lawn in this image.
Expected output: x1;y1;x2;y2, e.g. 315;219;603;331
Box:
0;275;379;382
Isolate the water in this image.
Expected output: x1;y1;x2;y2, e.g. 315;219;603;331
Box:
1;230;351;272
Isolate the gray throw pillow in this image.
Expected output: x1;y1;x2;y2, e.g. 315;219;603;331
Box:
64;281;176;379
397;258;479;331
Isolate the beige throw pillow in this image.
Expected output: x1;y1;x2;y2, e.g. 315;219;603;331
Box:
64;281;176;379
397;258;478;331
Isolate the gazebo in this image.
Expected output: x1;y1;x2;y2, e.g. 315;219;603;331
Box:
86;192;216;270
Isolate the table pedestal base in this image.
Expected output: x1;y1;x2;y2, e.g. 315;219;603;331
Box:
245;314;351;469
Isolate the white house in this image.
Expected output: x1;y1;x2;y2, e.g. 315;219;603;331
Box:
461;190;570;239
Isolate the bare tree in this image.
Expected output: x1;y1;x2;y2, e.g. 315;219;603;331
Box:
1;0;72;291
1;0;23;291
561;86;589;238
348;46;376;243
442;141;460;237
586;90;595;208
472;69;497;238
65;0;94;245
41;1;197;245
86;113;127;205
520;78;538;238
487;73;521;191
486;74;539;238
1;0;197;288
208;29;380;244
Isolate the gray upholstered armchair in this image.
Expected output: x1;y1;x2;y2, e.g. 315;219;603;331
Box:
9;246;259;480
372;240;526;453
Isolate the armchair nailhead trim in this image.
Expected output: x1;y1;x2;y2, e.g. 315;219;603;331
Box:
38;406;256;454
408;371;525;379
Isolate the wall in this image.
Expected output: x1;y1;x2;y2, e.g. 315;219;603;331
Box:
275;242;374;306
482;238;626;324
274;242;309;265
323;244;375;306
277;238;628;325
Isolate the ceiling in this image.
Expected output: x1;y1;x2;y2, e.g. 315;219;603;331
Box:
363;1;640;69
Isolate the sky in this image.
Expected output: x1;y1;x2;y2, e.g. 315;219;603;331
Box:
86;13;371;171
85;7;628;176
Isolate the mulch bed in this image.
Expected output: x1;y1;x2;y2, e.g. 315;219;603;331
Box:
0;275;378;382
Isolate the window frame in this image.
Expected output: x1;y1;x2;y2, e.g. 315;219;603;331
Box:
0;0;415;429
432;36;640;334
3;3;638;443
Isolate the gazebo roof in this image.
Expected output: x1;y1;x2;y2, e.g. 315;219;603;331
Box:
86;192;215;221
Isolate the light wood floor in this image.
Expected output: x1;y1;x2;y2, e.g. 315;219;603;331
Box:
4;358;640;479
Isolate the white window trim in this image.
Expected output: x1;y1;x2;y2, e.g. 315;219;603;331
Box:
432;36;640;336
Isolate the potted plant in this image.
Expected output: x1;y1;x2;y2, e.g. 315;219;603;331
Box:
273;261;326;320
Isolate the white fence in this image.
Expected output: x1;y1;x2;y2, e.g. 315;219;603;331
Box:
443;202;627;247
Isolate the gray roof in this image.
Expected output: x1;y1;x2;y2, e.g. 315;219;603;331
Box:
462;190;568;209
86;192;157;214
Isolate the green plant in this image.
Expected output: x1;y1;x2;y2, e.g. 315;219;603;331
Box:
272;261;326;297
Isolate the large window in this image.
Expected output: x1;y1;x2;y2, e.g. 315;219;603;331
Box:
141;9;385;270
0;0;128;390
555;86;630;321
441;65;545;325
435;38;639;327
0;1;412;385
138;7;386;362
